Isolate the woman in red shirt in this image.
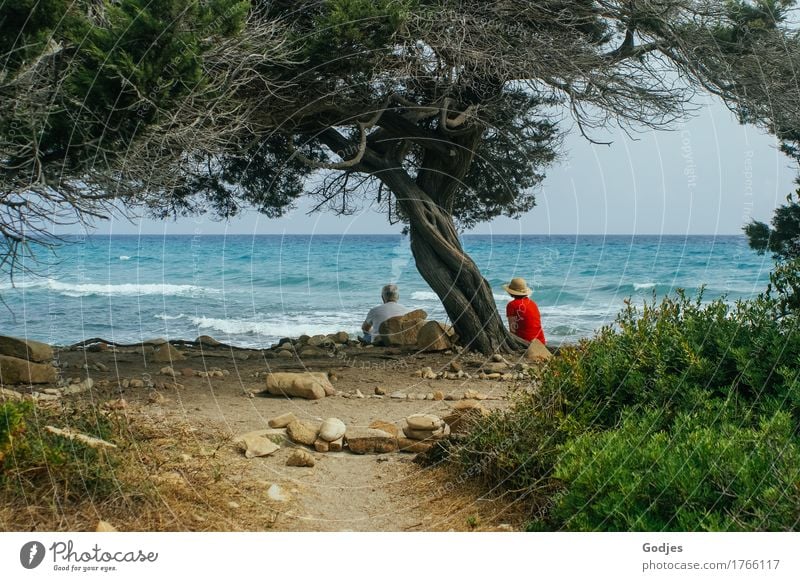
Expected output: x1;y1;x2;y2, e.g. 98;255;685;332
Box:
502;277;545;344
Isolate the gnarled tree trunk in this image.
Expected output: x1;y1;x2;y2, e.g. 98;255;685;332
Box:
381;168;526;354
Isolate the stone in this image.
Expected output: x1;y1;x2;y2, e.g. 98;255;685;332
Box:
524;339;553;362
286;449;315;467
333;331;350;343
378;309;427;346
416;321;454;352
160;366;176;377
286;419;320;446
96;520;117;532
397;437;434;454
299;346;326;358
0;335;53;363
0;355;56;385
147;391;166;405
433;391;444;401
277;349;293;359
44;426;117;449
151;343;186;363
94;362;108;372
0;387;23;400
196;335;222;347
237;428;288;445
406;414;444;431
61;377;93;395
403;424;450;441
354;389;364;399
236;434;280;458
345;427;398;454
329;437;344;452
314;438;330;453
448;361;463;373
297;334;311;344
319;417;346;442
103;398;128;411
268;412;297;429
180;367;195;377
128;379;145;388
368;420;400;438
463;388;486;400
307;334;331;347
375;386;387;396
483;362;508;374
262;372;334;400
267;483;291;502
390;391;407;400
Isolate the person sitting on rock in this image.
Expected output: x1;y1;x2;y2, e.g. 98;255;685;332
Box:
361;284;410;344
503;276;546;344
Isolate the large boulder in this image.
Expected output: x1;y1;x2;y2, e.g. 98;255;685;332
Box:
0;336;53;363
378;309;427;346
262;372;334;400
0;355;56;385
345;427;398;454
524;339;552;363
150;344;186;363
416;321;455;352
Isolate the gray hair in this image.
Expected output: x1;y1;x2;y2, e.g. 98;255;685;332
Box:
381;284;399;302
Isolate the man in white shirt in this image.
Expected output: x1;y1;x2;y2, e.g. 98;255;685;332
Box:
361;284;409;344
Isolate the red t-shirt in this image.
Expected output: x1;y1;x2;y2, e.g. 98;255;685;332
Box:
506;297;545;344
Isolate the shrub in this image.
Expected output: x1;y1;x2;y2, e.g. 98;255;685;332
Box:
549;408;800;531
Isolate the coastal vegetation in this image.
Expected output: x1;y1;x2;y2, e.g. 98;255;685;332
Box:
3;1;800;352
455;264;800;530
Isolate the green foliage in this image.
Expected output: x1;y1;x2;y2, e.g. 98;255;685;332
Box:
1;400;119;502
551;408;800;531
457;281;800;530
745;192;800;260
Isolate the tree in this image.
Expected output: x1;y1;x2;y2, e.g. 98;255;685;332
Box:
4;1;800;353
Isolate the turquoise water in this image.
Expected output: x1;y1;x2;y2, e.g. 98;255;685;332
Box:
0;235;775;347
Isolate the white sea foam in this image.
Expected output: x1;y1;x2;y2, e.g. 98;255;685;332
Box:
155;313;187;321
0;279;214;297
188;314;360;338
119;255;131;261
633;282;657;291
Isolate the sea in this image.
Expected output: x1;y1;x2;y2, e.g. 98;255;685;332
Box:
0;235;776;348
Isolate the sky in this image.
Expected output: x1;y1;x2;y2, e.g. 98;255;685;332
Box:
89;96;797;237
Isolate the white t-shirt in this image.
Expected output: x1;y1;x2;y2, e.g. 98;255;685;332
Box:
364;301;409;343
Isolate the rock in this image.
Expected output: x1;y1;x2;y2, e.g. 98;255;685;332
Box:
143;337;168;346
483;362;508;374
485;373;502;380
345;427;398;454
378;309;427;346
286;419;320;446
94;362;108;372
524;339;552;362
262;372;334;400
307;334;331;347
299;346;326;358
390;391;407;400
196;335;222;347
236;434;280;458
433;391;444;401
448;361;463;373
268;412;297;429
151;343;186;363
286;449;315;467
180;367;195;377
490;354;506;363
329;437;344;452
297;334;311;344
44;426;117;449
463;388;487;400
368;420;400;438
96;520;117;532
375;386;387;396
102;398;128;411
333;331;350;343
397;437;434;454
314;438;330;453
0;336;53;363
277;349;293;359
128;379;145;388
147;391;166;405
319;418;346;442
0;387;23;400
0;355;56;385
160;366;176;377
62;377;93;395
406;414;444;431
267;483;291;502
237;428;288;445
403;424;450;441
416;321;454;352
354;389;364;399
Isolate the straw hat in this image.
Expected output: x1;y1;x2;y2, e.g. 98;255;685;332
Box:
502;277;532;297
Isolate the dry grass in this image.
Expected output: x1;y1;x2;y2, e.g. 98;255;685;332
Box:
0;401;291;531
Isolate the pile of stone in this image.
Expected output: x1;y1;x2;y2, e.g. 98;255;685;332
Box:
0;335;57;386
268;331;352;359
403;414;449;442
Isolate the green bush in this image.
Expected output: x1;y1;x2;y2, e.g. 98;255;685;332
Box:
456;283;800;531
549;408;800;531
